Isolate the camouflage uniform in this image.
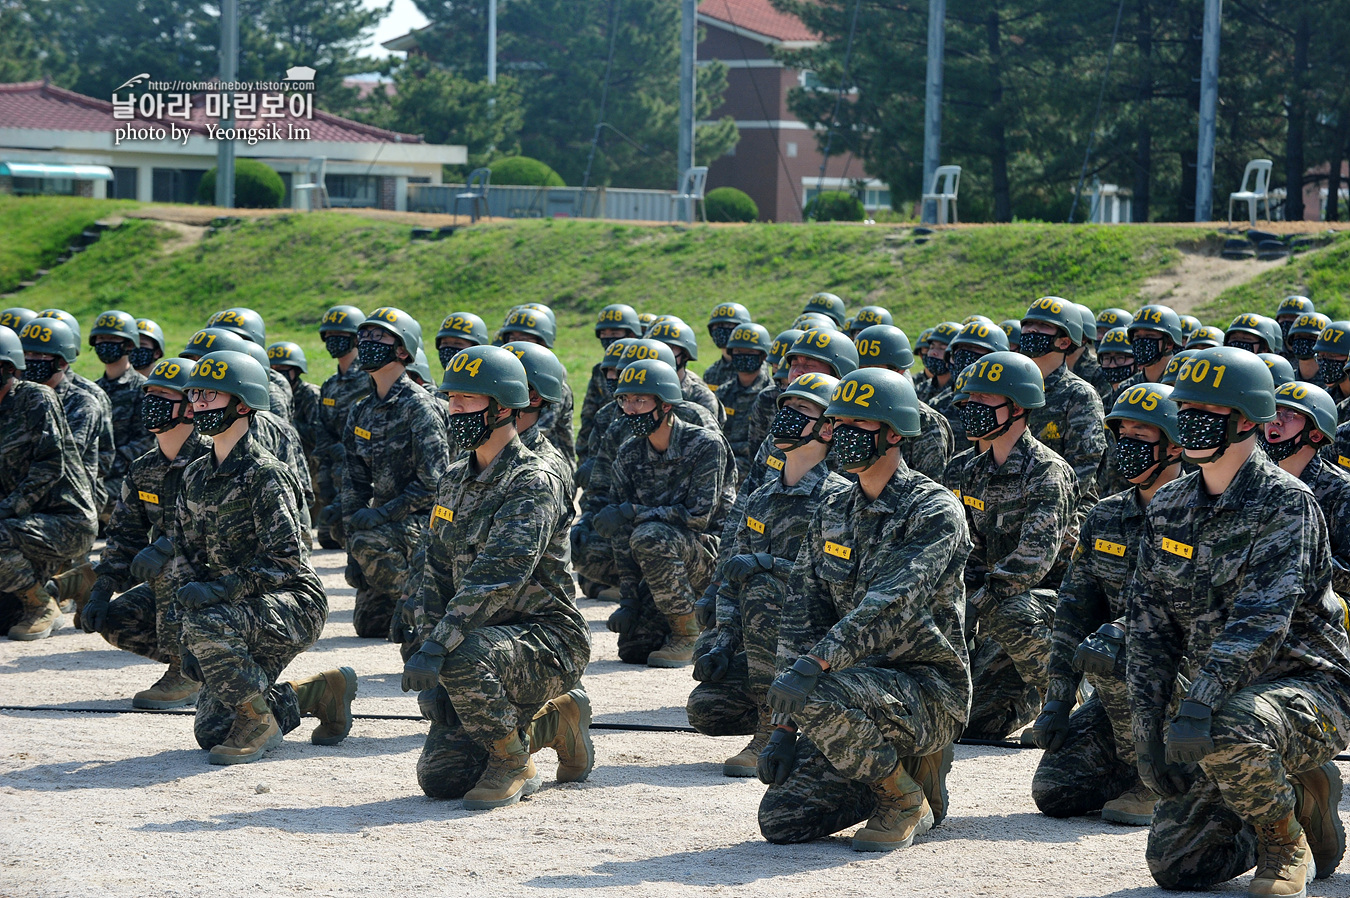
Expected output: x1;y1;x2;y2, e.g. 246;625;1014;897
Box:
702;355;736;389
681;369;726;427
1032;489;1147;816
758;458;972;844
1126;454;1350;889
744;384;782;462
1295;452;1350;598
165;432;326;750
98;367;153;508
1027;363;1106;501
413;436;590;799
341;374;449;637
53;375;111;509
909;398;955;482
576;364;607;465
954;430;1078;738
94;431;213;661
1073;348;1106;397
0;381;98;629
266;367;295;422
314;364;370;546
291;378;322;461
535;379;576;475
687;459;850;737
69;372;115;486
253;410;314;538
715;367;773;485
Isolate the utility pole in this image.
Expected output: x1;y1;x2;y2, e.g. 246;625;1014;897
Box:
920;0;945;224
487;0;497;84
214;0;237;208
1194;0;1221;222
678;0;696;222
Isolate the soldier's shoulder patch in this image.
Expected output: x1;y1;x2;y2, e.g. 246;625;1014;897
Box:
1339;455;1350;470
323;397;336;407
1039;422;1062;441
746;516;766;534
354;426;372;440
1094;538;1127;557
963;494;985;511
824;540;852;560
1160;537;1193;559
137;490;159;505
431;505;454;525
723;406;734;415
707;383;719;392
766;456;785;471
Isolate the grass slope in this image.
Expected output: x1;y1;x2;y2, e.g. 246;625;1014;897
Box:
0;197;136;292
1200;237;1350;324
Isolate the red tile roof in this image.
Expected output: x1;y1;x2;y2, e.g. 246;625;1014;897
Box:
0;79;422;143
698;0;818;43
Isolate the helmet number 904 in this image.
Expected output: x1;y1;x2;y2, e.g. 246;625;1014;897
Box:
448;353;482;377
619;367;647;385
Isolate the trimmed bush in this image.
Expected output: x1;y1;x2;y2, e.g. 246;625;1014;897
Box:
805;190;864;222
488;156;565;187
704;187;759;222
197;159;286;208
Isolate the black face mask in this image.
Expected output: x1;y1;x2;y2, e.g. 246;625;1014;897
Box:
448;409;490;449
923;355;949;376
732;353;764;373
1176;407;1252;464
0;366;11;389
770;405;824;451
357;340;398;371
1102;363;1135;384
601;375;617;400
1132;336;1165;367
438;345;460;368
1018;332;1058;359
960;400;1013;441
710;325;735;349
1288;336;1316;360
1259;430;1304;462
948;348;983;375
625;408;663;438
1279;318;1294;339
831;423;886;472
599;336;619;351
22;358;58;384
1318;358;1346;385
95;342;127;364
1225;338;1260;354
326;334;354;359
142;393;184;432
1115;436;1163;481
129;347;158;370
193;403;242;436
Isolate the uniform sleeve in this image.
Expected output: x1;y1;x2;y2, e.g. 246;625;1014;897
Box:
0;393;67;519
1324;478;1350;598
713;515;757;652
1062;385;1107;493
1125;518;1185;743
380;400;449;522
164;480;207;594
230;464;313;597
1045;512;1109;703
95;469;154;590
577;368;604;462
986;461;1074;599
778;522;846;667
635;438;726;533
903;414;952;482
340;405;373;520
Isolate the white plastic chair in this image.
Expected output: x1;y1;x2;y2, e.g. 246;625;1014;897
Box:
454;168;491;223
670;166;708;223
922;165;961;224
1228;159;1273;227
292;157;329;211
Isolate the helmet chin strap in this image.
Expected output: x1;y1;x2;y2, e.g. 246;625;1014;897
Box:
1189;417;1255;465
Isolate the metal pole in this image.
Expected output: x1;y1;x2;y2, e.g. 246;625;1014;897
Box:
1194;0;1221;222
920;0;945;224
678;0;696;222
214;0;237;208
487;0;497;84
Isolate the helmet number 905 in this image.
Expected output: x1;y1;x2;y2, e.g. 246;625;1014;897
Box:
1123;385;1159;410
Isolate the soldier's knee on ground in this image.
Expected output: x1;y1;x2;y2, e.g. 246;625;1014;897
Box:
417;722;490;800
686;682;757;736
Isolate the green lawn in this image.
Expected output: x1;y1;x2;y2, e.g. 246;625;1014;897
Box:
1197;237;1350;324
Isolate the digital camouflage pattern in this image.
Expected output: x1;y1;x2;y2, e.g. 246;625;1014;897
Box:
909;398;955;482
702;355;736;390
743;383;782;463
313;363;371;543
68;371;116;483
1030;696;1140;819
576;362;607;463
536;378;576;473
1027;363;1106;499
680;368;726;427
1303;451;1350;597
290;378;322;459
253;410;314;523
265;367;295;422
1073;347;1105;396
714;365;773;483
52;375;111;509
97;366;153;497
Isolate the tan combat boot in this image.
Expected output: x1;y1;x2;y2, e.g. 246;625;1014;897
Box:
1101;782;1158;826
904;743;955;826
723;730;770;778
646;613;700;668
8;583;63;641
46;561;96;616
852;760;934;852
1249;813;1316;897
1292;761;1345;879
288;667;358;745
132;657;201;709
208;696;282;766
463;731;542;810
528;688;595;783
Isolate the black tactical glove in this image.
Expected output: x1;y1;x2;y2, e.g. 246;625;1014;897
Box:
1031;700;1072;752
693;645;732;683
1073;622;1126;675
316;503;341;528
180;651;204;683
177;580;230;611
402;640;448;692
722;552;775;584
1135;738;1190;797
1165;700;1215;764
694;584;718;629
389;597;417;645
757;727;798;786
344;558;366;589
417;685;456;725
576;457;595;490
768;656;824;715
130;536;175;582
348;505;389;531
81;578;115;634
606;596;640;636
593;503;636;539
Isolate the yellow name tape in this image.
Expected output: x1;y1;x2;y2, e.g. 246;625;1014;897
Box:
707;383;719;392
723;407;734;416
824;541;852;560
746;516;765;534
766;456;785;471
1339;455;1350;470
322;397;336;407
431;505;454;524
354;426;372;440
963;495;985;511
137;490;159;505
1094;539;1126;557
1161;537;1193;559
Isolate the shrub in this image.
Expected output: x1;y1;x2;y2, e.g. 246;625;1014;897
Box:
488;156;565;187
704;186;759;222
197;159;286;208
805;190;864;222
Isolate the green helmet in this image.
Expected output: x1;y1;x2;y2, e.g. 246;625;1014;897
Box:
1075;304;1098;343
144;356;195;393
929;321;962;347
1186;326;1225;350
999;320;1022;348
769;329;804;369
90;309;139;347
1313;320;1350;356
439;344;530;408
1096;308;1133;332
825;368;921;437
206;307;266;345
958;351;1046;409
19;318;79;364
1273;381;1338;443
1106;382;1182;445
951;320;1010;355
1022;296;1083;345
320;305;366;337
855;324;914;370
1098;326;1133;355
37;309;81;343
267;341;308;374
1277;295;1315;320
601;338;637;371
1258;353;1295;388
803;292;847;325
787;328;859;376
501;306;557;348
707;302;751;330
502;341;567;405
596;304;643;339
240;339;272;372
778;371;839;410
1286;314;1329;360
186;350;271;411
1225;313;1282;354
1160;349;1200;386
726;323;772;355
613;358;684;404
0;307;37;333
621;338;678;369
182;327;252;360
1179;315;1202;342
645;317;699;362
408;348;433;385
851;305;893;330
637;312;656;330
1130;304;1184;344
437;311;490;346
962;314;997;328
135;318;166;354
916;327;936;352
512;302;556;324
0;326;26;371
363;306;420;355
1170;346;1276;423
793;312;837;332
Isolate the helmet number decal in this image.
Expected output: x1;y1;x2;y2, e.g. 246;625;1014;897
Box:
448;353;482;377
1123;385;1159;411
830;380;874;407
856;339;882;357
193;358;230;379
191;332;217;348
20;324;53;342
1032;298;1063;315
973;360;1003;381
1177;358;1225;387
153;361;182;379
619;366;647;385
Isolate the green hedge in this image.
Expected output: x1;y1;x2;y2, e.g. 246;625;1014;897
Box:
488;156;565;187
704;187;759;222
197;159;286;208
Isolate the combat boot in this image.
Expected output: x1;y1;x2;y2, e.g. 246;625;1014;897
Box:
723;730;771;778
1292;761;1345;878
8;583;62;641
1250;813;1315;897
46;561;96;617
1101;782;1157;826
646;613;699;668
132;657;200;709
463;731;542;810
904;743;954;826
288;667;358;745
208;696;282;765
852;760;934;852
528;687;595;783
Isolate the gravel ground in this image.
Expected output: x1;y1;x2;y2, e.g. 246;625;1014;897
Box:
1;546;1345;898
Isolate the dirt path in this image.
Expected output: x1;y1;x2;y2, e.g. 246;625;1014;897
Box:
1135;249;1288;315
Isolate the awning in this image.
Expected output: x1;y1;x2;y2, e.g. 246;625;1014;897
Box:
0;162;114;180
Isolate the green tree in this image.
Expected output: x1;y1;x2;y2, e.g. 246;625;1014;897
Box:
0;0;73;84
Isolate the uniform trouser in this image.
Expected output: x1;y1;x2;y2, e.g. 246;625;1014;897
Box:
687;572;782;737
615;581;670;664
1145;679;1349;890
571;517;619;590
1031;695;1140;817
346;518;417;638
978;587;1055;697
757;667;964;844
967;636;1041;739
315;459;344;546
614;521;716;620
100;582;177;664
418;623;583;799
0;513;96;629
179;590;324;750
687;628;757;736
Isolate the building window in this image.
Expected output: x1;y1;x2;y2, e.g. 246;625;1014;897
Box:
110;167;138;199
324;174;378;207
786;142;798;158
152;168;206;204
10;177;77;196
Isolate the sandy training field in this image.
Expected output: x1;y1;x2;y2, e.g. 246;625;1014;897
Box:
1;547;1342;897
